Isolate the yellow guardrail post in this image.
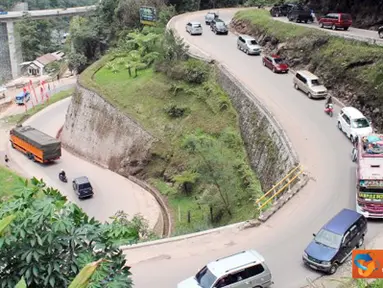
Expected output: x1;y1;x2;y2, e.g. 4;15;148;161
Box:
256;165;303;212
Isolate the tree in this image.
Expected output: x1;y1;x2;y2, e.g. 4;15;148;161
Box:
67;52;87;74
182;133;240;218
0;177;144;288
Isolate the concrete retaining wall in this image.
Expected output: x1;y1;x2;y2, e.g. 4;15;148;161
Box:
0;23;11;82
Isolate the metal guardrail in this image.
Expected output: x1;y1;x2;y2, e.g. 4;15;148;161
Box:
256;164;303;211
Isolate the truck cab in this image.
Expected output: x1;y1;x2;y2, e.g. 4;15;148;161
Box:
15;91;31;105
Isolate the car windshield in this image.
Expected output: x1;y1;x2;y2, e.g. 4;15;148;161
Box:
352;118;370;129
216;22;226;27
314;229;342;249
195;266;217;288
79;183;91;189
248;40;257;45
193;24;201;28
274;58;285;64
311;79;321;86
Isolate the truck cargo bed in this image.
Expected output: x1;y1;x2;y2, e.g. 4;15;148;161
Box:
10;125;61;161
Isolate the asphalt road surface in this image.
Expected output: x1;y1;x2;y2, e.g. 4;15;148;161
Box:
125;9;383;288
6;98;161;226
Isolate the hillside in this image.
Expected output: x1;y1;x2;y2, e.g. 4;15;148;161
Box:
307;0;383;29
231;9;383;130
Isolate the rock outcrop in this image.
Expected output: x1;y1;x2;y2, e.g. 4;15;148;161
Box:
61;84;156;176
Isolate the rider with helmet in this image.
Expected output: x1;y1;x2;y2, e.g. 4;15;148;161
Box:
59;169;66;178
325;95;333;109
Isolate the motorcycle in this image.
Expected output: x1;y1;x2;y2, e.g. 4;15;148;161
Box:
324;103;333;117
59;173;67;183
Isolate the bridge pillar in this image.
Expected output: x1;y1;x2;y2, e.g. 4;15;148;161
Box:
0;21;23;82
6;21;23;79
0;22;12;82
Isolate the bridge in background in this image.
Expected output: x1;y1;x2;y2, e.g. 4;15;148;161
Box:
0;4;96;82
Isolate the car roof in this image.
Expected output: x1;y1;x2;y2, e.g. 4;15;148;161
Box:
239;34;256;40
207;250;264;277
296;70;318;80
342;107;365;119
74;176;90;184
323;208;362;235
270;54;281;59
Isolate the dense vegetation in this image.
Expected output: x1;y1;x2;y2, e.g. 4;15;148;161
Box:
80;25;262;234
0;170;154;287
233;9;383;130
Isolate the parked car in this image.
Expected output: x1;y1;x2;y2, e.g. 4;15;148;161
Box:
0;86;6;93
237;35;261;55
177;250;273;288
318;13;352;30
204;11;219;25
211;19;228;35
293;70;328;99
262;54;289;73
72;176;94;199
303;208;367;275
378;26;383;38
287;6;313;23
186;21;203;35
337;107;373;143
270;3;296;17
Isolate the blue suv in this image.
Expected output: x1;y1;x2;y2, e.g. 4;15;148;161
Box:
302;208;367;274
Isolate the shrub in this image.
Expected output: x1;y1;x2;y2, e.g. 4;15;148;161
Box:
172;171;199;194
164;103;189;118
182;59;209;84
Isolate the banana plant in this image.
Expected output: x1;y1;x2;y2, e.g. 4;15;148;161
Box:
0;214;16;236
15;259;105;288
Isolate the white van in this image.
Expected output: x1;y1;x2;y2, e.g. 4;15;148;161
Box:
177;250;273;288
293;70;328;99
337;107;372;142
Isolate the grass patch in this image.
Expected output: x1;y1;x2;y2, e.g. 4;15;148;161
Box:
0;166;23;200
3;88;75;124
233;9;383;111
89;55;262;233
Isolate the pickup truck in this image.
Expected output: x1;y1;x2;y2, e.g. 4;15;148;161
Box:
204;11;219;25
10;125;62;163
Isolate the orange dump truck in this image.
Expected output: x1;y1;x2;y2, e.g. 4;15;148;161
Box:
10;125;61;163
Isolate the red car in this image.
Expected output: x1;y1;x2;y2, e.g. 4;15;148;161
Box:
262;55;289;73
318;13;352;31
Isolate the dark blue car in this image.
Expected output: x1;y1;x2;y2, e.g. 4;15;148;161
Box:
302;208;367;274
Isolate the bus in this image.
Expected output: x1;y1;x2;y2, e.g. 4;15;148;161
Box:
353;134;383;218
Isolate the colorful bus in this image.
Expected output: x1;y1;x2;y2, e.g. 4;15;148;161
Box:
353;134;383;218
15;91;31;105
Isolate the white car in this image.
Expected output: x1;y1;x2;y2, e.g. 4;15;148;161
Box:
186;21;203;35
0;86;6;93
337;107;373;142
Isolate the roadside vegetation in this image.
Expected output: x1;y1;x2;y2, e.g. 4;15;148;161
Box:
233;9;383;130
0;176;155;287
3;88;75;124
81;23;262;234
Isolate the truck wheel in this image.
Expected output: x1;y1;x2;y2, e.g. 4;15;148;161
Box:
11;143;15;149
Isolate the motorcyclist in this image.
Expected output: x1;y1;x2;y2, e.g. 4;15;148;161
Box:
59;169;66;178
325;95;333;109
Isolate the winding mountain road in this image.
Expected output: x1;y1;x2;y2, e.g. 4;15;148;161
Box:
125;9;383;288
4;97;161;227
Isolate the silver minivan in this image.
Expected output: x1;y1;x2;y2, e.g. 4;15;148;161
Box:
186;21;203;35
237;35;261;55
293;70;328;99
177;250;273;288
